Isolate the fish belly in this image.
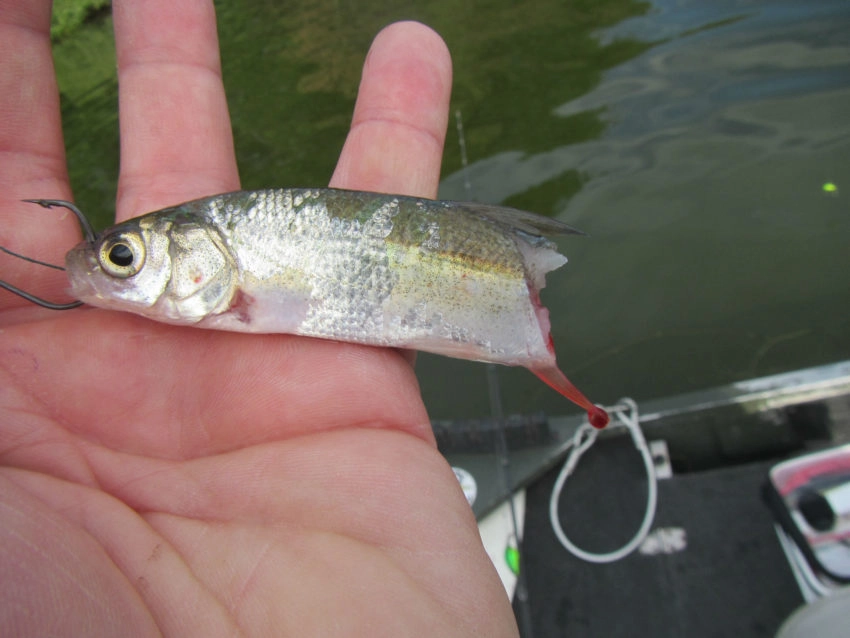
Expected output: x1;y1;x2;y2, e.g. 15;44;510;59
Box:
204;243;553;368
199;189;558;368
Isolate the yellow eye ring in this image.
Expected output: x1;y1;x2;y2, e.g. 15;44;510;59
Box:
97;232;146;278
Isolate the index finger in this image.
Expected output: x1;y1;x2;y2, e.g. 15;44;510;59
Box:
112;0;239;221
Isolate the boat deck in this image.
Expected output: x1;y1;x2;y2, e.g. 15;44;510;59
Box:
439;361;850;636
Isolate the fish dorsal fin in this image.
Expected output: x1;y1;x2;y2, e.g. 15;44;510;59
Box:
453;201;586;238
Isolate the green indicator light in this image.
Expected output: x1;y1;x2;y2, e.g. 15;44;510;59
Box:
822;182;838;194
505;545;520;575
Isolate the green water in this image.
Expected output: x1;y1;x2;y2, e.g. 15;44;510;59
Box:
52;0;850;419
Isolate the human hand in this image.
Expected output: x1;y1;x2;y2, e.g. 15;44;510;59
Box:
0;2;519;636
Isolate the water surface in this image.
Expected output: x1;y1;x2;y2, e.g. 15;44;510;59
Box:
53;0;850;419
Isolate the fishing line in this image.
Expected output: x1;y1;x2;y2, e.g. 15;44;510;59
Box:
456;110;534;638
549;398;658;563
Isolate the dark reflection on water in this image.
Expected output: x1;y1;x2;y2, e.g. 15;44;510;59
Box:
52;0;850;419
430;0;850;417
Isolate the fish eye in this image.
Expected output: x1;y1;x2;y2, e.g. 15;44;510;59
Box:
97;232;146;278
108;243;133;266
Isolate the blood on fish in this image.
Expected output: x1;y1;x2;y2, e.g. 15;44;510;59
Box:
529;287;609;428
230;289;255;324
531;363;609;429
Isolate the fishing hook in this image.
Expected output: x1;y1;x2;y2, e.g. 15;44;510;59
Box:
0;199;97;310
24;199;97;244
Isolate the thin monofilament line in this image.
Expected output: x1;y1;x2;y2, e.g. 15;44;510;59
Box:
457;109;534;638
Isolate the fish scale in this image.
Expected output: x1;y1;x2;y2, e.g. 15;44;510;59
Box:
61;188;609;427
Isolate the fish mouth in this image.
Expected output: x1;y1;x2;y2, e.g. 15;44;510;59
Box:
64;237;173;314
65;242;142;306
64;242;101;303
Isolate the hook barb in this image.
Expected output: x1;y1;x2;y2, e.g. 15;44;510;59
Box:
22;198;97;243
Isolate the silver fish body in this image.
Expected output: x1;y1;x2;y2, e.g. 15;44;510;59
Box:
65;188;608;426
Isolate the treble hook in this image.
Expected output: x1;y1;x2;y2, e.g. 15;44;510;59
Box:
0;199;97;310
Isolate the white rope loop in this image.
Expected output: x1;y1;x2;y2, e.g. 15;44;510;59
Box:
549;398;658;563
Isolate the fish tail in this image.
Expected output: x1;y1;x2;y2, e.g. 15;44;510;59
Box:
531;364;609;429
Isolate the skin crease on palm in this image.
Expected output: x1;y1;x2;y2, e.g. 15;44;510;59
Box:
0;1;520;636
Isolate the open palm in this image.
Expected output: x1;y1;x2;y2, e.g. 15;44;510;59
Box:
0;2;518;636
